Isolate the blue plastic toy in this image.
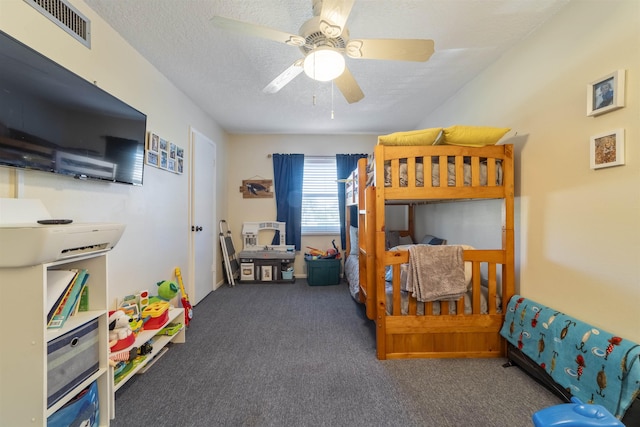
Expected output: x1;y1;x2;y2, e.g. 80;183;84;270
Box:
532;397;624;427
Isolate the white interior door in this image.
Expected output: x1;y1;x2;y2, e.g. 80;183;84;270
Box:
189;128;216;305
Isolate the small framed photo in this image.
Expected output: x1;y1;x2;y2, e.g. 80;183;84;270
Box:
160;150;168;169
261;265;272;281
590;128;624;169
147;132;159;153
145;150;159;167
587;70;625;117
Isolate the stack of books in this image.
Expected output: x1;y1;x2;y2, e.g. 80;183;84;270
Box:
46;269;90;329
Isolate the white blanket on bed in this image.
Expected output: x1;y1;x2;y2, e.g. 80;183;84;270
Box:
405;245;467;302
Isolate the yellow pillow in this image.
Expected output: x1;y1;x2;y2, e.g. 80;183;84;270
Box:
377;127;442;146
440;125;511;147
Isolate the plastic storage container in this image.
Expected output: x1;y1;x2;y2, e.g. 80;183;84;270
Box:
282;268;294;280
305;258;341;286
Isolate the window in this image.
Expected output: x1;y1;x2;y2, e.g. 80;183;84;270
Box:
301;156;339;235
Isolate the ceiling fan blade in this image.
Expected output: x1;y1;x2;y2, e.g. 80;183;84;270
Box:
263;59;304;94
319;0;355;38
211;15;306;47
346;39;435;62
334;66;364;104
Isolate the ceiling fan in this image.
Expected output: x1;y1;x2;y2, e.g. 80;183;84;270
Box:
211;0;434;104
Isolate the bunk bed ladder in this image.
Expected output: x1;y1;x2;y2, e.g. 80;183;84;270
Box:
219;220;240;286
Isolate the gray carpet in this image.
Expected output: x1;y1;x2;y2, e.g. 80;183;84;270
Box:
111;280;560;426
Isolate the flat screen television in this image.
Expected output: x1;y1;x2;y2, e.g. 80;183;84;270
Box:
0;30;147;185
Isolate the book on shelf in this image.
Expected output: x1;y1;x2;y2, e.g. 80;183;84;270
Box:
48;269;89;329
73;285;90;315
47;269;79;325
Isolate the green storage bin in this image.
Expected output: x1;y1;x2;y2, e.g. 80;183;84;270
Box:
305;258;341;286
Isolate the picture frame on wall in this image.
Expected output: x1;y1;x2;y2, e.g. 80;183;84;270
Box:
587;69;625;117
590;128;624;169
147;132;159;153
145;150;159;167
160;150;168;169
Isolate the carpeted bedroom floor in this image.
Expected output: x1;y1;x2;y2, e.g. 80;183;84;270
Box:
111;279;560;426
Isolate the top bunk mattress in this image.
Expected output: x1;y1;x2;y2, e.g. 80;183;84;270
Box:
369;144;514;201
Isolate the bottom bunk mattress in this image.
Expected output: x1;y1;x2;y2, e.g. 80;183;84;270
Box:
385;281;501;315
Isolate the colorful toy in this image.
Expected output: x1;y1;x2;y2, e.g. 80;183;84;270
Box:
153;280;178;302
175;267;193;327
108;347;138;367
141;301;170;330
157;322;183;336
108;310;135;352
532;397;625;427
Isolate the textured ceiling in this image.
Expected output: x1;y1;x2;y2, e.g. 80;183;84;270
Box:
84;0;569;135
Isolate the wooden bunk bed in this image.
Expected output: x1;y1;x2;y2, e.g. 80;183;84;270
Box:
346;143;515;360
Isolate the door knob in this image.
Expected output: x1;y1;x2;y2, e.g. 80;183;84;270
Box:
191;225;203;232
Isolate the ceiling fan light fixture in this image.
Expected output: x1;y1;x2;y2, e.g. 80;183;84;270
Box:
303;48;345;82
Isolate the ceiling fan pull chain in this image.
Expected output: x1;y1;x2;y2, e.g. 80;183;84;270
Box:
331;80;335;119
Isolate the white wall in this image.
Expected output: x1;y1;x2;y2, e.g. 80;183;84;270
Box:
0;0;228;305
227;134;376;276
417;1;639;342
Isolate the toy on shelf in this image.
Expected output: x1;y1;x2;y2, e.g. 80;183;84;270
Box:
108;347;138;367
141;301;170;330
153;280;178;302
108;310;135;352
157;322;183;336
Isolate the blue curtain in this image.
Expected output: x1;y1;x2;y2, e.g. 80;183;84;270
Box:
271;154;304;250
336;153;367;251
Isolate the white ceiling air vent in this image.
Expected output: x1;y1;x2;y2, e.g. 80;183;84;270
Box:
24;0;91;48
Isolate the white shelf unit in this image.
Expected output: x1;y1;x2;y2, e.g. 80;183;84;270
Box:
0;253;111;427
110;307;185;417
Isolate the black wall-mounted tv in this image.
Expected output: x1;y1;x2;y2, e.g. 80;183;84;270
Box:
0;30;147;186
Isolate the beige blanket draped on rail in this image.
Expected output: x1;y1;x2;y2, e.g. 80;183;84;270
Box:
405;245;467;302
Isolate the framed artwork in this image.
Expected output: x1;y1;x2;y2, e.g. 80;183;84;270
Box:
160;150;168;169
147;132;159;153
590;128;624;169
145;150;159;167
261;265;273;281
145;132;184;174
175;145;184;174
587;70;625;117
239;179;273;198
